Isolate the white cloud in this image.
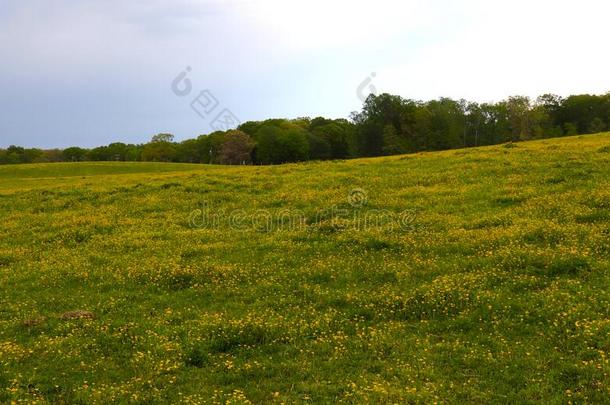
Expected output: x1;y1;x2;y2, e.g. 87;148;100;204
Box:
1;0;609;146
378;0;610;102
238;0;470;52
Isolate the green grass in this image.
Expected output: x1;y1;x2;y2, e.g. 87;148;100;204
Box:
0;161;205;179
1;134;610;403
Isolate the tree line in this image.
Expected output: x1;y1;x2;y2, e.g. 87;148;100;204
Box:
2;92;609;165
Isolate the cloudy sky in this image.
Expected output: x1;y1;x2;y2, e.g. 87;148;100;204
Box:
1;0;609;148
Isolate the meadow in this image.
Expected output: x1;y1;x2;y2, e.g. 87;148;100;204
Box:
1;134;610;403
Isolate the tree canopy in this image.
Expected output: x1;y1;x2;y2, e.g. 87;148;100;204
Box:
3;91;610;165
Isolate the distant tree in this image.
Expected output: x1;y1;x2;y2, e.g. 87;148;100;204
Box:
536;94;564;127
559;95;606;133
238;121;264;137
589;117;607;133
87;146;110;161
529;103;555;139
564;122;578;136
310;119;352;159
255;125;284;164
106;143;128;161
291;117;311;131
282;128;310;162
3;145;25;163
253;124;309;164
62;147;87;162
464;102;484;147
197;131;227;164
141;133;178;162
141;140;176;162
351;94;405;156
382;124;407;155
356;122;384;157
506;96;532;141
485;102;512;144
218;130;255;165
23;148;44;163
125;145;142;161
6;90;610;167
426;98;464;150
41;149;64;162
306;133;332;161
176;139;201;163
151;133;175;143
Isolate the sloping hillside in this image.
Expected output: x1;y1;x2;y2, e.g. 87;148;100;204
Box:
1;134;610;403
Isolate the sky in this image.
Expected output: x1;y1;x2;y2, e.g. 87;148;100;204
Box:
1;0;609;148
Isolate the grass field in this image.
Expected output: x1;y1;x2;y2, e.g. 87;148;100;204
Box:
1;134;610;403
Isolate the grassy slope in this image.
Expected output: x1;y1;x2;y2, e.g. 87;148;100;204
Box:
1;134;610;403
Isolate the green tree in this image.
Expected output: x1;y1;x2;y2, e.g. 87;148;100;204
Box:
125;145;142;161
352;93;407;156
356;122;384;157
255;125;284;164
141;134;177;162
197;131;227;164
87;146;110;161
41;149;64;163
589;117;606;133
307;133;332;161
309;118;352;159
382;124;407;155
282;128;309;162
564;123;578;136
63;147;88;162
106;143;128;161
558;95;606;134
176;139;201;163
218;130;255;165
151;133;175;143
23;148;44;163
506;96;532;141
253;123;310;164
